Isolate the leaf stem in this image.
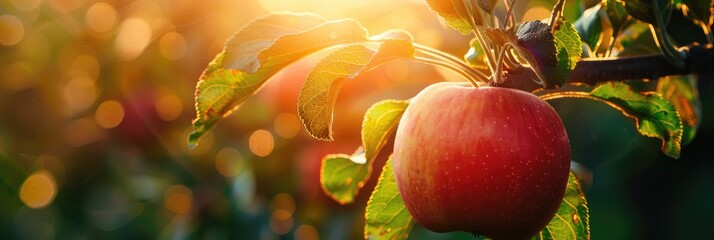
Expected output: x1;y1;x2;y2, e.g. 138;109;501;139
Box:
502;0;518;29
549;0;566;33
414;56;480;87
414;43;490;82
473;28;497;72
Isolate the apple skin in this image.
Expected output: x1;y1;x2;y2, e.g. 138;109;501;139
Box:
393;82;570;239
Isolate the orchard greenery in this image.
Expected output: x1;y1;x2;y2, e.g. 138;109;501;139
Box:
189;0;710;239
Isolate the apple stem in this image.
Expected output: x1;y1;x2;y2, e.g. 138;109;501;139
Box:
492;43;515;85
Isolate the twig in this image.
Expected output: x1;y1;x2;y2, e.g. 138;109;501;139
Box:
567;44;714;85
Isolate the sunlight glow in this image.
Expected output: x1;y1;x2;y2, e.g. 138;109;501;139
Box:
10;0;41;11
20;170;58;209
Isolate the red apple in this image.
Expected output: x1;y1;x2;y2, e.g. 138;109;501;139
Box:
393;82;571;239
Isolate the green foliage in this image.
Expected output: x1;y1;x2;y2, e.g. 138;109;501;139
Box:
574;4;603;52
591;83;683;158
680;0;713;27
606;0;632;38
657;75;702;145
533;172;590;240
424;0;483;34
622;0;673;26
320;100;409;204
364;157;415;240
297;39;414;141
542;82;684;158
575;1;631;57
220;13;326;72
554;19;583;81
189;14;370;147
464;38;488;70
614;21;659;57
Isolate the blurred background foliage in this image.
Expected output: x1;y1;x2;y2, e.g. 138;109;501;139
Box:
0;0;713;239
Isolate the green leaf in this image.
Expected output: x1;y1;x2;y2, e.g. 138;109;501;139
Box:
590;82;683;158
486;21;561;88
543;82;683;158
425;0;483;34
320;100;409;204
189;16;370;147
681;0;713;27
365;156;415;240
298;39;414;141
614;21;659;57
574;4;604;52
657;75;702;145
533;172;590;240
554;18;582;81
622;0;673;26
221;13;326;72
464;38;489;70
605;0;631;36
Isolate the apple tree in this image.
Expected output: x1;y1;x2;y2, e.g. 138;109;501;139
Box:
187;0;711;239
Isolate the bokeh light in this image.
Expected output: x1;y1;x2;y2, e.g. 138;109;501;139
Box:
155;94;183;121
521;6;551;22
159;32;188;60
164;185;193;215
20;170;58;209
295;225;320;240
0;15;25;46
273;113;301;139
63;75;98;114
270;193;296;235
85;3;118;33
70;55;101;81
95;100;125;129
249;129;275;157
115;18;152;60
215;147;244;177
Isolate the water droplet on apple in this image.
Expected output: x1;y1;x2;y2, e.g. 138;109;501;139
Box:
345;177;352;186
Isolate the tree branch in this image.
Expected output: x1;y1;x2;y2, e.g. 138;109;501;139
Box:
568;44;714;85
